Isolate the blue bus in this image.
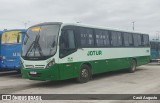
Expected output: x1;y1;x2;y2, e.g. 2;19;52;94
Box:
150;40;160;62
0;31;3;64
0;29;26;72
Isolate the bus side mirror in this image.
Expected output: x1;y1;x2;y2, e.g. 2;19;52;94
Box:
17;33;21;43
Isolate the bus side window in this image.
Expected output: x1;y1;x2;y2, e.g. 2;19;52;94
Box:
117;32;122;46
95;29;104;47
133;34;139;47
59;30;76;58
111;31;118;47
95;29;110;47
143;35;149;47
128;33;133;46
79;27;94;48
123;33;129;47
103;30;110;46
137;34;142;46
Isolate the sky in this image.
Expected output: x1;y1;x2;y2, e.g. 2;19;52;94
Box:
0;0;160;39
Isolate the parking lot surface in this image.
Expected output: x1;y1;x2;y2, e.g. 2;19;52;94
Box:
0;63;160;103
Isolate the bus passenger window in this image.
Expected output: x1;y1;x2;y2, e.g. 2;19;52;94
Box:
117;32;122;46
133;34;139;47
124;33;133;47
143;35;149;47
79;28;94;47
95;30;110;47
123;33;129;47
137;34;142;46
111;31;118;47
128;33;133;46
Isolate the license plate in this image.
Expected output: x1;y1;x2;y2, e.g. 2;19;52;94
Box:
29;71;37;75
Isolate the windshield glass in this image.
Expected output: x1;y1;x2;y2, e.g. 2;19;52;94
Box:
22;24;60;60
1;31;22;45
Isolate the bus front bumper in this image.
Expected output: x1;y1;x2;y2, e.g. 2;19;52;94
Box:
21;67;60;81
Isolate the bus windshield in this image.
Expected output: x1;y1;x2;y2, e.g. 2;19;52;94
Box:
22;24;60;60
1;31;22;45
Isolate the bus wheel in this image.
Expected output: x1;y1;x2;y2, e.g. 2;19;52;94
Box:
129;59;136;73
77;64;91;83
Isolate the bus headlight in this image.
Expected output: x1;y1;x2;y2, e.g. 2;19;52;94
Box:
20;60;24;68
0;56;5;60
2;56;6;59
46;60;55;69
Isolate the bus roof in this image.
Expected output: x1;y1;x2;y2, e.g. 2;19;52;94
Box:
28;22;148;35
150;40;160;42
3;29;26;33
0;31;3;34
62;22;148;35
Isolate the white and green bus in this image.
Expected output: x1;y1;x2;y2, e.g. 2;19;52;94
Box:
21;22;150;83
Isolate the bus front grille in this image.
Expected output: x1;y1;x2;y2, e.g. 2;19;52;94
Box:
35;65;45;69
25;65;34;68
25;65;45;69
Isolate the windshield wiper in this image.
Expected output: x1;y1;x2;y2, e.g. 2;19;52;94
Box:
25;35;38;57
33;35;44;56
25;34;43;57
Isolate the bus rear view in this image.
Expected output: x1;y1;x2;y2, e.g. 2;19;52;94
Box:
150;40;160;63
0;30;26;72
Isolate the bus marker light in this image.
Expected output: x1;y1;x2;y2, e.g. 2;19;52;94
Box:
31;27;41;32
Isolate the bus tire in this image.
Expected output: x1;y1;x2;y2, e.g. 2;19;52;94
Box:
77;64;91;83
129;59;136;73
